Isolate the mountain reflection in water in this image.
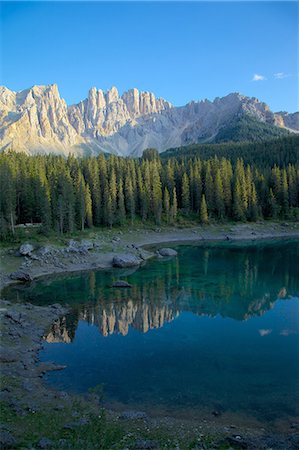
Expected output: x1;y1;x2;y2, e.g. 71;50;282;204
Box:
4;241;298;343
4;241;298;424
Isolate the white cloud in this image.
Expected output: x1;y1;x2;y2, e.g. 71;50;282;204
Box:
274;72;289;79
252;74;266;82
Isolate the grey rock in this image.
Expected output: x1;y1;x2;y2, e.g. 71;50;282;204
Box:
112;280;132;288
0;347;18;363
120;410;147;420
63;418;89;430
113;254;142;268
80;239;93;250
290;434;299;446
134;439;159;450
1;85;298;157
225;436;248;449
0;430;16;448
10;271;32;282
158;248;178;257
19;243;34;256
38;246;54;256
37;438;53;449
138;249;155;261
67;239;92;254
0;346;19;363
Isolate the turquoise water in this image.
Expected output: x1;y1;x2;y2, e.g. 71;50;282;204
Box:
3;240;299;425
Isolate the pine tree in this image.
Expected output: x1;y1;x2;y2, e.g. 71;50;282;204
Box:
200;195;209;224
204;162;214;212
85;183;93;228
281;169;289;217
152;163;162;225
125;176;135;224
181;172;190;211
248;182;259;221
233;178;245;221
214;169;225;219
117;180;126;225
267;188;280;219
163;187;170;224
0;160;16;236
170;187;178;224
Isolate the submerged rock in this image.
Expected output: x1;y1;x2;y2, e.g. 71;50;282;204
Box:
138;249;155;261
158;248;178;257
112;280;132;288
112;254;142;268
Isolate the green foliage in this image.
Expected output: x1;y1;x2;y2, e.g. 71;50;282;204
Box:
162;135;299;168
214;114;291;143
0;145;298;241
199;195;209;224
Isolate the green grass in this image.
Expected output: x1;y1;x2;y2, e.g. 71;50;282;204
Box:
0;399;235;449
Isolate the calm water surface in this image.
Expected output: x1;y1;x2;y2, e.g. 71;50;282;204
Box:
3;240;299;425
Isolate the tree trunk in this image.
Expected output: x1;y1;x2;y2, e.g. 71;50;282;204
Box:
10;211;15;236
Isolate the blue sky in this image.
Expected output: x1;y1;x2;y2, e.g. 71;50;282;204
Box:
0;1;298;112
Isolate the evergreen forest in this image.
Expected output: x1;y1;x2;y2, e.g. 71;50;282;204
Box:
0;138;298;240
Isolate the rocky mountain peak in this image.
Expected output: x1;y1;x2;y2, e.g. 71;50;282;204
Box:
106;86;119;104
0;84;298;156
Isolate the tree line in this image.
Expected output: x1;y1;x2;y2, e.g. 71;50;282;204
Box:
162;135;299;168
0;149;298;240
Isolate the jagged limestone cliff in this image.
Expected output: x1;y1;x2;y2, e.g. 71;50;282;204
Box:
1;84;298;156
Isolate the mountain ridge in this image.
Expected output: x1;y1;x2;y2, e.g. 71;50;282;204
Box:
0;84;298;156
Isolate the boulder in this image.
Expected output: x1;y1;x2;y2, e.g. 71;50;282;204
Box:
80;239;94;251
19;243;34;256
158;248;178;257
10;271;32;282
67;239;81;253
67;239;93;254
38;245;54;256
112;280;132;288
112;254;142;268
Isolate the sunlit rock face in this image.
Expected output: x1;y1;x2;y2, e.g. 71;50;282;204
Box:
79;300;179;337
44;316;75;343
0;85;81;154
1;85;298;156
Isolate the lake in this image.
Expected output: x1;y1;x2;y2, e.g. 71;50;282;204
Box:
3;240;299;428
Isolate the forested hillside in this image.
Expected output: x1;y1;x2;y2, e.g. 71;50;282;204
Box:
162;135;299;167
0;144;298;240
213;115;291;143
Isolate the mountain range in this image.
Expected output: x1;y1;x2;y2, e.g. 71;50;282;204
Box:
0;84;298;157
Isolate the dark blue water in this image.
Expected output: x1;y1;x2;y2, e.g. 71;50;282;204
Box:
3;240;299;425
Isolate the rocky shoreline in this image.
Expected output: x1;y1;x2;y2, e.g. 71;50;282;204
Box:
1;222;299;448
1;222;299;291
1;300;298;449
